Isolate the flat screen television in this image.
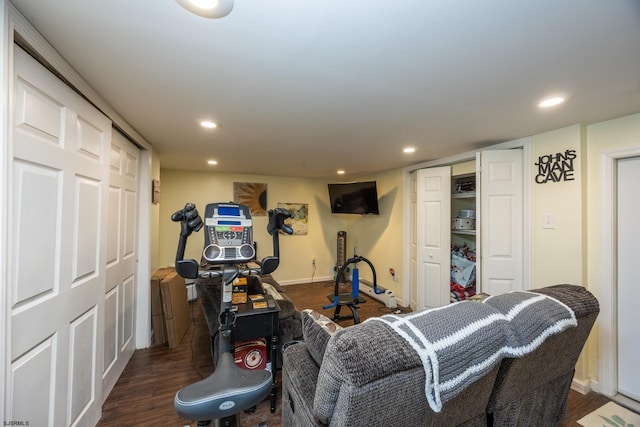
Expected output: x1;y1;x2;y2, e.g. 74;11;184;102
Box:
328;181;380;215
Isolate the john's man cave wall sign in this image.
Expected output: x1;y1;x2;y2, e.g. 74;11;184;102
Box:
535;149;576;184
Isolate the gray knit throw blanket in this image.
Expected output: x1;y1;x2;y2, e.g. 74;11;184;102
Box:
366;291;576;412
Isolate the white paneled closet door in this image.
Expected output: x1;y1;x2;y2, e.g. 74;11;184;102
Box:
617;156;640;402
103;131;139;400
415;166;451;309
8;46;111;426
479;149;523;295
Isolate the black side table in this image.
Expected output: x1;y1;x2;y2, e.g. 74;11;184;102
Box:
231;295;280;413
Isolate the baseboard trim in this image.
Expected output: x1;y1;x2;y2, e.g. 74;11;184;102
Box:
572;377;593;395
278;275;333;286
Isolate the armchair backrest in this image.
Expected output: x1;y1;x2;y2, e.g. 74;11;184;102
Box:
486;284;599;426
314;318;501;426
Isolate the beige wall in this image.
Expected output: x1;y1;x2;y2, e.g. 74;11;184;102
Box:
157;168;406;294
342;168;405;296
531;124;586;287
158;170;347;284
528;112;640;390
530;124;590;383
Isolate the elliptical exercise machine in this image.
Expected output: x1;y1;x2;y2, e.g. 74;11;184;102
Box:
323;248;384;324
170;202;293;427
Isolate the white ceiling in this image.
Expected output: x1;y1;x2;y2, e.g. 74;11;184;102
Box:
10;0;640;179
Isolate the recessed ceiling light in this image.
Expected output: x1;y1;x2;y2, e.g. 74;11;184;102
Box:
207;160;218;165
175;0;234;19
337;170;345;175
538;96;566;108
403;147;416;154
188;0;218;8
200;120;218;129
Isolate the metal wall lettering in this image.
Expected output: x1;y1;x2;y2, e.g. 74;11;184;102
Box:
535;149;577;184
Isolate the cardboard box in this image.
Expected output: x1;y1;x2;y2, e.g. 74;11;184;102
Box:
160;269;191;348
232;277;248;304
150;268;173;345
151;314;167;345
151;268;172;313
252;300;268;309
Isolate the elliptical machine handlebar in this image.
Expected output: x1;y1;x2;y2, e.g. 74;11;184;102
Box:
171;203;293;279
171;202;204;235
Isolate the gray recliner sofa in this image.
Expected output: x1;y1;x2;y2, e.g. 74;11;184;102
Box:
486;285;600;426
282;284;598;427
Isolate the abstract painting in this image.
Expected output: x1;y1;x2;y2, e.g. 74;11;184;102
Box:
234;182;267;216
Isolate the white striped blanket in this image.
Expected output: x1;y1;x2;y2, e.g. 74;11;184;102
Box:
366;291;576;412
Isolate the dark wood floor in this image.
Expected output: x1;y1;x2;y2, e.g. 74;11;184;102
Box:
98;280;613;426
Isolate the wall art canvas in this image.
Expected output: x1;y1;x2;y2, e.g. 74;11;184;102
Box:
234;182;267;216
152;179;161;204
277;202;308;235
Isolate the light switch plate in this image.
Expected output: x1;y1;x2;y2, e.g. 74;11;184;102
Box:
543;213;556;229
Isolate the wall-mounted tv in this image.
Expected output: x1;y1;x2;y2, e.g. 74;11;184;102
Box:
328;181;380;215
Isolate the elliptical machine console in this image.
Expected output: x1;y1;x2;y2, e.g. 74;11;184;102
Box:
202;203;255;264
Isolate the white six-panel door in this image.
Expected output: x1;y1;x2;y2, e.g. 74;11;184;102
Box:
103;131;139;400
480;149;524;295
416;166;451;309
8;46;110;426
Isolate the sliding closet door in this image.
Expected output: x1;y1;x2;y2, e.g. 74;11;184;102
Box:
7;46;110;426
103;131;139;399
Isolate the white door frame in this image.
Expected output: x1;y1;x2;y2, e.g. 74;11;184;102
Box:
1;6;23;420
1;3;9;421
598;146;640;402
401;137;532;307
136;149;152;349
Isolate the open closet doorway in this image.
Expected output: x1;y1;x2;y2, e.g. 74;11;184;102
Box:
405;139;531;311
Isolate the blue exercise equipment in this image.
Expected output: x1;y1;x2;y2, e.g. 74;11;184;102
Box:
323;250;384;324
